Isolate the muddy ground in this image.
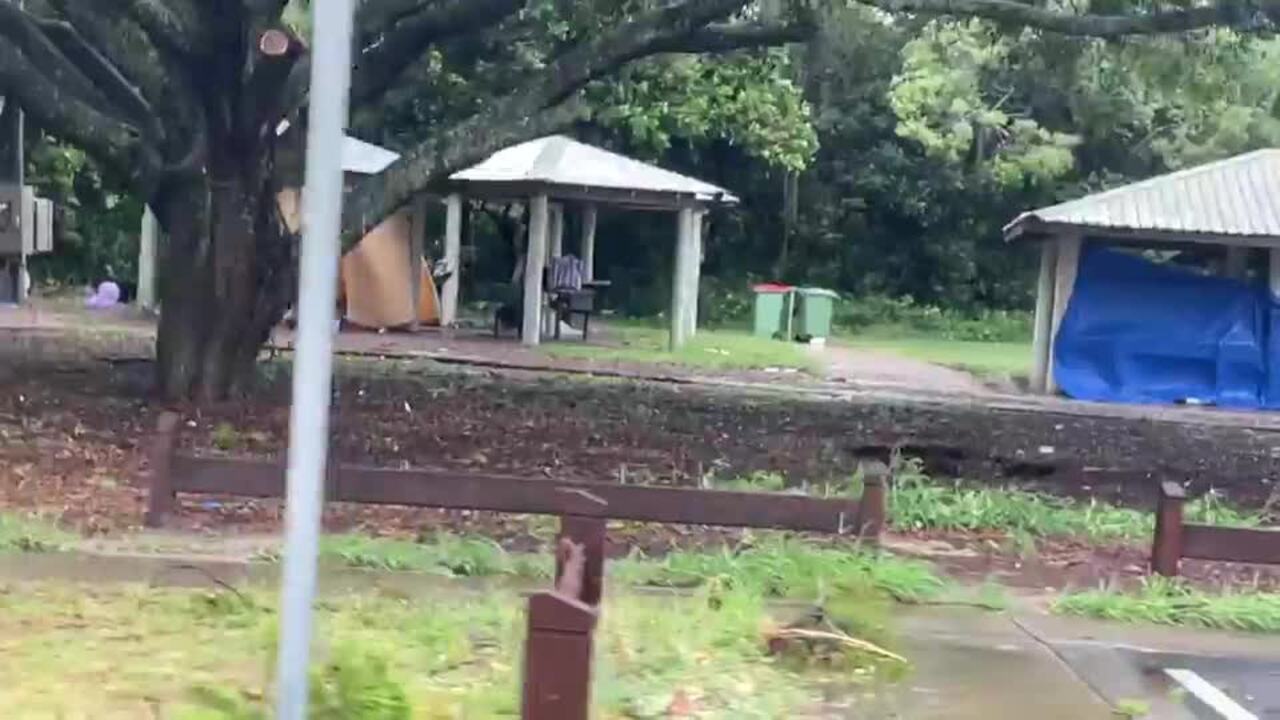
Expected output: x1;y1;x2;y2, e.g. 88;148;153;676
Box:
3;331;1280;592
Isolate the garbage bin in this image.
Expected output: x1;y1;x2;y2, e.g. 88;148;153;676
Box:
751;283;794;339
795;287;839;340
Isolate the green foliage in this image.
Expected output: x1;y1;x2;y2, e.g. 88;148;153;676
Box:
1113;698;1152;718
888;461;1260;541
590;50;819;172
834;294;1032;342
0;512;74;553
24;134;144;288
890;20;1078;187
889;469;1155;542
1055;576;1280;634
310;650;411;720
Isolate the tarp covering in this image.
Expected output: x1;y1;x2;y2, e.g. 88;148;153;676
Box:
1055;246;1278;408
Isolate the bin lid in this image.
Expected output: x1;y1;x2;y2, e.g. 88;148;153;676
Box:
796;286;840;299
752;283;794;294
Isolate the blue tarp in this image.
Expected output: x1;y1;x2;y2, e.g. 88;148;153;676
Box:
1055;246;1280;409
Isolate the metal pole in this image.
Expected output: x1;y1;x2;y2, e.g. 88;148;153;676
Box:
274;2;355;718
0;0;24;304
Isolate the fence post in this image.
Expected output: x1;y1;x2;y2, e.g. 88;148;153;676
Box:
857;462;888;543
556;516;606;606
144;412;181;528
524;535;597;720
1151;481;1186;577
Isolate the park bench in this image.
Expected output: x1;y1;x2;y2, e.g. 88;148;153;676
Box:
142;412;885;720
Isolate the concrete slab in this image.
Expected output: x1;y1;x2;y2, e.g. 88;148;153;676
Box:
867;607;1115;719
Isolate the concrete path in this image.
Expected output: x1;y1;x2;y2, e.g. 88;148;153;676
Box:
820;344;996;396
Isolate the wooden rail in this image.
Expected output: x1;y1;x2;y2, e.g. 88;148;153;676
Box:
141;412;883;719
1151;482;1280;576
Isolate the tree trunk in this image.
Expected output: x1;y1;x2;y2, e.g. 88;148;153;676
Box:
154;171;296;401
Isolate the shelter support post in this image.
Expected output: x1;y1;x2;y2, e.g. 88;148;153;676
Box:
1269;247;1280;299
442;193;463;326
581;204;597;281
1225;246;1249;280
1030;240;1058;393
408;194;429;329
1048;233;1082;395
524;195;549;346
137;205;159;312
683;209;704;340
550;204;564;260
670;207;696;350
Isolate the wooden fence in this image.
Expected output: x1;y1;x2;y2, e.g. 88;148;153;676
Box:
142;412;884;719
1151;481;1280;576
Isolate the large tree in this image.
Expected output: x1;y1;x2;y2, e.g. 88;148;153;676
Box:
0;0;1273;400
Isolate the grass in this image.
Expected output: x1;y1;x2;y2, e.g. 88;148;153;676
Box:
842;329;1031;378
888;465;1261;543
0;581;884;718
613;534;947;603
311;533;552;580
1055;576;1280;634
303;530;947;605
0;512;75;553
544;324;820;373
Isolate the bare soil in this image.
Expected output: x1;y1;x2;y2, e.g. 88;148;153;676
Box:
3;330;1280;593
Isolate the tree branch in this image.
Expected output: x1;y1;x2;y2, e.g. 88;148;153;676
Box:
104;0;206;58
356;0;440;37
0;38;155;186
341;100;584;247
47;0;174;113
338;0;756;241
652;19;817;53
350;0;524;108
36;17;158;131
0;3;121;119
858;0;1269;36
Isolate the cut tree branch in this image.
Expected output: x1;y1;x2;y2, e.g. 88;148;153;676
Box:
857;0;1270;36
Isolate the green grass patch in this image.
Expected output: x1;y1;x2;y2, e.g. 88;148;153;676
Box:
842;329;1031;377
312;533;552;580
544;325;819;373
889;469;1260;543
304;531;944;605
0;581;880;718
0;512;75;553
613;534;947;603
1055;577;1280;634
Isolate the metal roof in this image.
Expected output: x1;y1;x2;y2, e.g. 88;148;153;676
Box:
450;135;738;204
1005;149;1280;243
342;136;401;175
